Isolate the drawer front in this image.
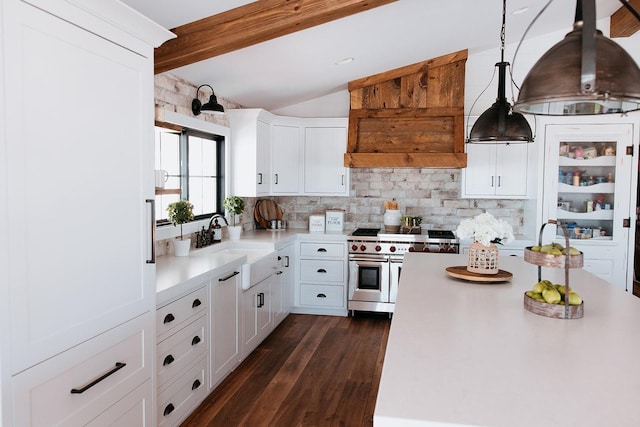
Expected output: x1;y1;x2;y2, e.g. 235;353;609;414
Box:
583;258;614;278
300;284;345;308
157;286;208;340
157;315;207;390
300;242;345;258
157;355;208;427
85;380;152;427
300;259;344;282
12;315;151;427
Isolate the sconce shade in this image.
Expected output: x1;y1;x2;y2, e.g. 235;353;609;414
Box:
192;84;225;115
515;5;640;115
468;62;533;143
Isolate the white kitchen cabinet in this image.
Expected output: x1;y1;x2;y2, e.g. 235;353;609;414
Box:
541;122;637;291
304;121;350;196
0;0;172;425
294;240;348;316
462;143;529;198
228;109;274;197
241;274;275;357
274;243;295;326
210;267;242;388
271;122;302;194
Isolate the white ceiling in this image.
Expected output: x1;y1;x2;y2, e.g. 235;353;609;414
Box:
122;0;622;114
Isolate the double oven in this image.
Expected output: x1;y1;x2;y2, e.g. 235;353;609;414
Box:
347;228;459;314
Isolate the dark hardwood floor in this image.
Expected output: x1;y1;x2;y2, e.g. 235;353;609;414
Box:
181;313;391;427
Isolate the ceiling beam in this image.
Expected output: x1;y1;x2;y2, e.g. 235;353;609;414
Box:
154;0;399;74
611;0;640;37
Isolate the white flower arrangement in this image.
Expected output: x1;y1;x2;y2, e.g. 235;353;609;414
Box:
455;212;514;247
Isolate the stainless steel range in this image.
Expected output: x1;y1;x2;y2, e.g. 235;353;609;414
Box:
347;228;459;314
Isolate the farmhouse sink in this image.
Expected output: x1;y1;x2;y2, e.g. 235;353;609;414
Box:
196;247;277;290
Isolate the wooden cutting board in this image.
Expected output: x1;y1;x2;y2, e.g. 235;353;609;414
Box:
254;199;283;229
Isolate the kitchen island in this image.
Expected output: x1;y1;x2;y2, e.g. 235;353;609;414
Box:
375;253;640;427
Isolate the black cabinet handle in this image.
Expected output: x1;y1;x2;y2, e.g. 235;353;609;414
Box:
258;173;263;185
284;256;289;267
163;313;175;324
192;298;201;308
278;256;282;260
257;292;265;308
192;379;201;390
70;362;126;394
163;403;175;416
317;293;327;298
317;268;327;273
317;248;327;252
276;270;283;275
219;271;240;282
192;336;201;346
163;354;174;366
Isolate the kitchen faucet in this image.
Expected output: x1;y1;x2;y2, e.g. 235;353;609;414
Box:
195;214;230;249
208;213;229;230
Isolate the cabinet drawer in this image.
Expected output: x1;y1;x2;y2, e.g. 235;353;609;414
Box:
158;355;208;427
300;284;345;308
300;242;345;258
12;316;151;427
157;315;207;390
85;380;152;427
300;259;344;282
157;286;208;340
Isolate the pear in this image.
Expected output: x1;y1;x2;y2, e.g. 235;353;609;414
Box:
548;248;563;255
568;247;581;255
542;287;561;304
539;245;554;254
555;284;571;296
531;245;542;252
532;282;546;293
568;292;583;305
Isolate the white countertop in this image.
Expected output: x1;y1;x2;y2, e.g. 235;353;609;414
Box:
375;253;640;427
156;228;347;305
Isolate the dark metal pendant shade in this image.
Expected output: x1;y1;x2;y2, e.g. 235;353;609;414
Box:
468;62;533;143
192;84;225;115
514;0;640;115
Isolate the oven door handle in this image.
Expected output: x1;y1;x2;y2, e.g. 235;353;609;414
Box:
349;256;388;262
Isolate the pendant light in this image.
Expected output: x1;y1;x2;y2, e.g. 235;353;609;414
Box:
192;84;225;115
514;0;640;115
468;0;533;143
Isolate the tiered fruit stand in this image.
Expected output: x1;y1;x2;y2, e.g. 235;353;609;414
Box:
523;220;584;319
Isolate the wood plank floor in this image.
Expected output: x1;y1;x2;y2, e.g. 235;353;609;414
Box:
181;313;391;427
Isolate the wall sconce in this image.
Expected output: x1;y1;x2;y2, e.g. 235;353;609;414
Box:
192;84;225;115
514;0;640;115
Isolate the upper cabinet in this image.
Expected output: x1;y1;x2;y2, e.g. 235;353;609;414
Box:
461;143;530;198
229;110;350;197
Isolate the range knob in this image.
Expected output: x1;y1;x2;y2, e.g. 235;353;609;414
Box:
360;245;367;251
422;246;430;252
408;247;415;252
390;246;396;252
351;244;358;251
375;245;382;252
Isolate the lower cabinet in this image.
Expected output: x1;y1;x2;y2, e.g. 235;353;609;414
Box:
156;285;209;427
210;268;242;388
241;274;275;358
11;314;153;426
294;240;348;316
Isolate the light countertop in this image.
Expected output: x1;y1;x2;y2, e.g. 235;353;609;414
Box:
375;253;640;427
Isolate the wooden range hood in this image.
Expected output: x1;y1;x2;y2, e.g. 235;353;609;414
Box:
345;50;468;168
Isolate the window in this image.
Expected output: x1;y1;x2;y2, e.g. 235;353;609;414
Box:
154;125;225;224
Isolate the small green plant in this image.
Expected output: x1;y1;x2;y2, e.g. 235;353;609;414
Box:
167;200;194;240
223;196;245;226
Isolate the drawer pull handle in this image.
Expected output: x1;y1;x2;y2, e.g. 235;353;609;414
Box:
317;248;327;252
163;313;175;324
192;379;202;390
192;336;201;346
163;403;175;416
70;362;126;394
276;270;283;275
192;298;202;308
257;292;265;308
163;354;175;366
317;268;327;273
219;271;240;282
317;293;327;298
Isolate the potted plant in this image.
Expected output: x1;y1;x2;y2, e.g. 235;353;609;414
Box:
223;195;245;240
167;200;194;256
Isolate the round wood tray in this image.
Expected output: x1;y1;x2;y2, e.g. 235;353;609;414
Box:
523;293;584;319
445;266;513;283
524;247;583;268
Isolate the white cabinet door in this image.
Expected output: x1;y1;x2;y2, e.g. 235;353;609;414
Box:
256;120;272;196
462;143;528;198
240;276;273;358
210;268;241;388
4;0;156;374
304;126;349;196
271;124;301;194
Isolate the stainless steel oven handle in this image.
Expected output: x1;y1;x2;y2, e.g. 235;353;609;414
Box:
349;255;388;262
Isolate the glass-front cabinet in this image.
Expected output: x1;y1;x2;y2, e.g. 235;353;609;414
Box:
542;123;637;291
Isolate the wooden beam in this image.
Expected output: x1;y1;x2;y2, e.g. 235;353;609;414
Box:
154;0;399;74
611;0;640;37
